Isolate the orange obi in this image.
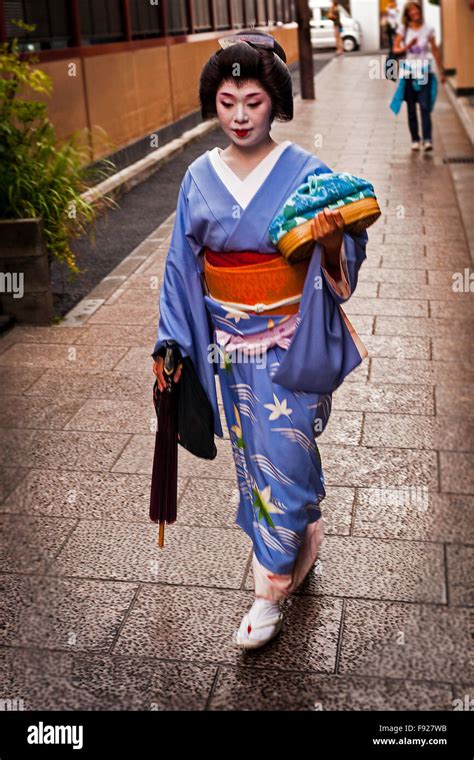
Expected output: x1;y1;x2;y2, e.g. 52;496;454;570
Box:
203;248;311;316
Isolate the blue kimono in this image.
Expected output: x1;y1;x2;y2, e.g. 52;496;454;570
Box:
152;142;368;574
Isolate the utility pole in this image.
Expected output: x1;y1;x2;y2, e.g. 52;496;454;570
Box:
295;0;315;99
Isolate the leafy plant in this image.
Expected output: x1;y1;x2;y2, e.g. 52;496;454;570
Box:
0;19;118;280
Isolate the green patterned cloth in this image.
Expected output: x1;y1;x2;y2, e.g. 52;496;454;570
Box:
269;171;377;246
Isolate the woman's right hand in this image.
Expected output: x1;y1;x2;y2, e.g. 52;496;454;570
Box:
153;356;183;392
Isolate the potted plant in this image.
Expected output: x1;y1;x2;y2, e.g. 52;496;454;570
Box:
0;20;116;325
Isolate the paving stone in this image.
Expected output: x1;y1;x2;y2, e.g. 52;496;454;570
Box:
64;398;155;435
362;413;473;451
0;366;47;395
25;368;150;400
50;521;250;588
0;467;29;504
0;395;82;430
431;336;474;361
333;382;434;415
353;490;474;543
430;299;474;320
0;343;128;370
440;452;474;494
177;478;246;529
75;324;156;347
370;358;474;386
0;429;130;471
345;298;428;317
88;304;158;325
112;436;235;477
318;487;354;536
0;514;77;573
209;667;454;711
381;252;469;270
105;288;159;307
436;385;474;418
1;469;187;522
446;545;474;607
114;585;343;673
351;282;378;298
319;444;438;488
0;326;87;345
339;599;472;682
0;648;216;710
113;348;159;373
359;334;430;359
317;411;363;446
245;536;446;604
379;284;460;300
0;574;137;652
375;316;471;337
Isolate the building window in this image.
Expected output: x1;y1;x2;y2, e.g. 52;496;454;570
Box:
231;0;244;29
274;0;283;24
5;0;72;51
79;0;125;45
266;0;275;25
215;0;230;30
166;0;188;35
130;0;161;39
194;0;211;31
244;0;256;26
256;0;267;25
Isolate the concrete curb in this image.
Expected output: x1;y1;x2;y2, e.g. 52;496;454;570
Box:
444;83;474;146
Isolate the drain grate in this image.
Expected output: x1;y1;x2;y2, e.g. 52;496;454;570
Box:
443;156;474;164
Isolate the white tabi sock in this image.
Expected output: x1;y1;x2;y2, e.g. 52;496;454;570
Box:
244;597;281;640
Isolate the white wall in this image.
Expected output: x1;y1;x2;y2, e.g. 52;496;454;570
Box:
422;0;442;42
349;0;380;51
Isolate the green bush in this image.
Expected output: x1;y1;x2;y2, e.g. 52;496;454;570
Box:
0;20;117;280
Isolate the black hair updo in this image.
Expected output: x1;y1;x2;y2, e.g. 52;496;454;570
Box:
199;29;293;124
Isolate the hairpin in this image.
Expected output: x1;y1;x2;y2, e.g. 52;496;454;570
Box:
218;34;275;51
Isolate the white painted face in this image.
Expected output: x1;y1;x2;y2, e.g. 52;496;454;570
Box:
215;79;273;148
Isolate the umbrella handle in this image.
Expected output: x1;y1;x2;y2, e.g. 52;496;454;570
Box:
157;521;165;548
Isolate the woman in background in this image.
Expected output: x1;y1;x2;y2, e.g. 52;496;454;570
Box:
328;1;345;56
383;0;400;54
391;1;445;151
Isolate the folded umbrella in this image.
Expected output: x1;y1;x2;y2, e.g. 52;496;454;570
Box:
150;343;180;548
269;171;382;263
150;341;217;547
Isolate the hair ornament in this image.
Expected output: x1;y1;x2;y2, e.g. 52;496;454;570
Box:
218;34;276;51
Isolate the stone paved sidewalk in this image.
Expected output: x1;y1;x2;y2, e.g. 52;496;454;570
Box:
0;55;472;711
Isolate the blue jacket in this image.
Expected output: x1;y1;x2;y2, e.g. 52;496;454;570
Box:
390;60;438;115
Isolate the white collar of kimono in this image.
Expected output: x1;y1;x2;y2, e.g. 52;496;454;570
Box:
208;140;292;209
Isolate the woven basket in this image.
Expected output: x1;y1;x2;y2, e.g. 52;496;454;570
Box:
278;197;381;263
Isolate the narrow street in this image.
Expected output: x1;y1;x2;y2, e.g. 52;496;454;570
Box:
0;54;473;710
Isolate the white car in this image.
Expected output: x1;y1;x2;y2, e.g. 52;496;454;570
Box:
310;1;362;52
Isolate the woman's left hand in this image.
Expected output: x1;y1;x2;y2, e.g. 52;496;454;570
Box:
311;207;345;259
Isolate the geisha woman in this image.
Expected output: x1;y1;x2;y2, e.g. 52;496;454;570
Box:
151;30;369;649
